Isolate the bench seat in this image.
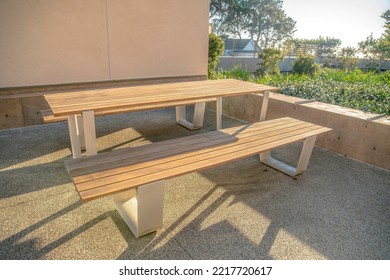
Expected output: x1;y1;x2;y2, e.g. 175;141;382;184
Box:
66;117;331;201
65;117;331;237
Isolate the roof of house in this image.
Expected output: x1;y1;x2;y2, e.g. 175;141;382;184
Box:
223;39;252;51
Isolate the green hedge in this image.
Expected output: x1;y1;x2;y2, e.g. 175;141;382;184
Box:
216;67;389;115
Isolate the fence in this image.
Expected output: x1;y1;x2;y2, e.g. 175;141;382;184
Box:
218;57;390;73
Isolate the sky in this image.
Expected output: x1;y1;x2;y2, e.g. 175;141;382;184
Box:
283;0;390;48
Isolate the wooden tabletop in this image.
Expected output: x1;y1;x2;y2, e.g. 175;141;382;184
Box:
44;79;279;117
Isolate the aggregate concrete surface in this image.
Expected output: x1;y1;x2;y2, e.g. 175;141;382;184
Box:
0;108;389;259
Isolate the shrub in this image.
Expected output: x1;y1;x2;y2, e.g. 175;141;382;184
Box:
216;65;255;81
208;34;224;79
292;55;320;76
256;48;284;77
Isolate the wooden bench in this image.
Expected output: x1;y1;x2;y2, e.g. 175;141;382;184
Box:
65;117;331;237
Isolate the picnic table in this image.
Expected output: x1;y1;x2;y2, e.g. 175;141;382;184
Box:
44;78;331;238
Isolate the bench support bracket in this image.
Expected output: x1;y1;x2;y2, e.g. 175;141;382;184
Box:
67;111;96;158
260;136;317;176
76;116;86;150
113;180;165;238
176;102;206;130
67;115;82;159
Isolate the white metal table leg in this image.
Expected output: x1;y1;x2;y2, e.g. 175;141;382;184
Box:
216;97;222;130
259;90;270;122
176;102;206;130
67;115;82;159
113;181;165;238
260;136;317;176
82;110;97;156
192;102;206;128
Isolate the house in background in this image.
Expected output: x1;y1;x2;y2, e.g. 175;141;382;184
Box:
223;38;260;57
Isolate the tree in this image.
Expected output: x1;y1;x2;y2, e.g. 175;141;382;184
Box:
378;10;390;60
358;34;384;71
316;36;342;68
210;0;252;39
336;47;359;70
210;0;296;49
381;10;390;42
358;10;390;70
245;0;296;49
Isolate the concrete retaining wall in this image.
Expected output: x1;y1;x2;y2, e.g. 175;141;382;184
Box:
208;93;390;170
0;75;206;130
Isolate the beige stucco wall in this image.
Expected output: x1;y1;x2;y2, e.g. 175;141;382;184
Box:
107;0;209;80
0;0;209;88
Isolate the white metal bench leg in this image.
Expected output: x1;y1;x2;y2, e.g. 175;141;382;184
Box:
259;91;270;122
67;115;82;159
259;136;317;176
82;110;97;156
176;102;206;130
76;115;86;150
113;180;165;238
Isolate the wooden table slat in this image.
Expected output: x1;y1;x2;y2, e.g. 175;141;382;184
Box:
45;79;279;116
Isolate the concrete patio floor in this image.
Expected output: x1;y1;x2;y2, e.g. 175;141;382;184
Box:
0;107;389;260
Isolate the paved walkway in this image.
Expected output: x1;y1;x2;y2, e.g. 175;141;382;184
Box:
0;108;389;259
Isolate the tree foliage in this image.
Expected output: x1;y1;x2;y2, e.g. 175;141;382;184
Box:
210;0;296;49
379;10;390;60
358;34;384;71
358;10;390;71
210;0;251;39
316;37;342;67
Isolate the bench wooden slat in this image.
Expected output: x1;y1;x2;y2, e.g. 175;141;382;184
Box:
65;117;331;202
74;124;323;191
77;126;329;202
66;117;301;172
68;119;308;180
